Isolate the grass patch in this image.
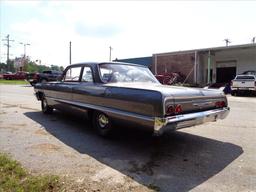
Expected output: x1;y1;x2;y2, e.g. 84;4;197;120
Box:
0;153;61;192
0;79;29;85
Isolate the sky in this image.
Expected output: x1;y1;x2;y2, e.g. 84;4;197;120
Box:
0;1;256;68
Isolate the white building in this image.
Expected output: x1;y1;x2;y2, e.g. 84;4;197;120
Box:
153;44;256;85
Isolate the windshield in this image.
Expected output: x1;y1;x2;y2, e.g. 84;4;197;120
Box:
99;63;159;84
236;75;255;80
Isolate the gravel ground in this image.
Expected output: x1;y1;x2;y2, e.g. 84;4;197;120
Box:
0;85;255;192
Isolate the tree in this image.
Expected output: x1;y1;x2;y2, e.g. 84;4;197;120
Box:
0;63;7;73
22;59;64;73
50;65;62;71
8;60;15;72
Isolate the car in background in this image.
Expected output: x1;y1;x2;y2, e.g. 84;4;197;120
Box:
3;71;28;80
155;72;185;85
242;70;256;76
27;70;62;86
34;62;229;137
231;74;256;96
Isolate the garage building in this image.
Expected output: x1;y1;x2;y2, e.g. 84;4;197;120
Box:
153;44;256;85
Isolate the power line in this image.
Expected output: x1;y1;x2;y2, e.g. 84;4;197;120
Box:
2;34;15;71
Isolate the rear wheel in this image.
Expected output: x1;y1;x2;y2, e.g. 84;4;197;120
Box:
93;111;112;137
41;97;53;114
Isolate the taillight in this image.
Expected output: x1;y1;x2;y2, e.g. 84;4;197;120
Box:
166;104;183;116
166;105;175;116
215;101;226;108
175;104;182;114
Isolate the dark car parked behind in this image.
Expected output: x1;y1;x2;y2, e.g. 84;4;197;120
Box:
27;70;62;86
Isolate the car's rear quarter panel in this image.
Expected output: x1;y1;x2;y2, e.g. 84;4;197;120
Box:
72;86;164;117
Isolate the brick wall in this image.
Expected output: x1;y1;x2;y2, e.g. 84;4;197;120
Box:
155;53;195;84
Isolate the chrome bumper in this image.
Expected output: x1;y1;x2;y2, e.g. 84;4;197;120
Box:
232;87;256;91
154;107;230;135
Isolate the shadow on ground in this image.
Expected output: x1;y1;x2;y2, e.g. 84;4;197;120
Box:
25;111;243;192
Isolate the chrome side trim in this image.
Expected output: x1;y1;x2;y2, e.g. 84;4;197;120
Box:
47;96;154;123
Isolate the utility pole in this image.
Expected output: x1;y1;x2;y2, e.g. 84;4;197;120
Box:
224;38;231;46
252;37;255;44
19;42;30;71
69;41;72;77
20;42;30;58
2;34;14;71
109;46;113;61
69;41;72;65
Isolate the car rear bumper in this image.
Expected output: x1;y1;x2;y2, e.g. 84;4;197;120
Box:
154;107;230;135
231;87;256;91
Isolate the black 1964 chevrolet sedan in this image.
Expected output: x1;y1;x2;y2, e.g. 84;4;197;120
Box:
34;62;230;136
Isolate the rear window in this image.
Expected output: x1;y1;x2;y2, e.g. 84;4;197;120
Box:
235;75;255;80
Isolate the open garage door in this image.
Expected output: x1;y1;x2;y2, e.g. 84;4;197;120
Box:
216;67;236;83
216;60;237;83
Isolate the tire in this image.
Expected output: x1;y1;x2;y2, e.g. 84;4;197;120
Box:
93;111;112;137
41;97;53;114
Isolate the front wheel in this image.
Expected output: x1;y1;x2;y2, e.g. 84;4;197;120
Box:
41;97;53;114
93;111;112;137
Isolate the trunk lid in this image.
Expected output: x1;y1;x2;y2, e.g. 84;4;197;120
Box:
105;83;226;115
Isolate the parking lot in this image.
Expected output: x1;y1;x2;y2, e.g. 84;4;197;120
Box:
0;84;255;192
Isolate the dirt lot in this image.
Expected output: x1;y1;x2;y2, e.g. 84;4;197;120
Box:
0;85;255;192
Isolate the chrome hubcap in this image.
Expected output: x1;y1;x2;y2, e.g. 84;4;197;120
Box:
98;114;109;128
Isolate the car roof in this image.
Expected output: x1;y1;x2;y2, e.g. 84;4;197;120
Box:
67;62;147;68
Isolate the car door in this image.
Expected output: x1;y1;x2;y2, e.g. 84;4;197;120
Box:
72;66;106;108
53;66;83;109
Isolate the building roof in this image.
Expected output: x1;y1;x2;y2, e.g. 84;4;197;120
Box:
114;56;152;67
154;43;256;56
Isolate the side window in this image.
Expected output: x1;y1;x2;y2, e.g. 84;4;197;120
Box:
64;67;82;81
100;68;113;83
81;67;93;82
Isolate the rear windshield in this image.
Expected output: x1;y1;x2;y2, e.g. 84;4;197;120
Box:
99;63;159;83
235;75;255;80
